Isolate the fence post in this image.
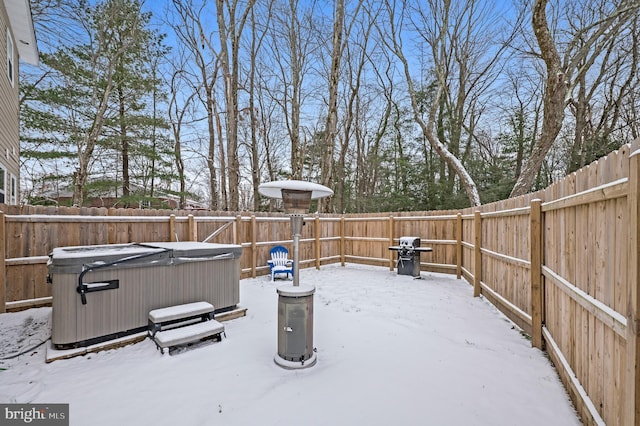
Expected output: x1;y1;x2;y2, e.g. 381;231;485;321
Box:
625;137;640;426
340;217;345;266
187;214;197;241
251;215;257;278
169;214;177;242
107;207;116;244
530;199;544;349
389;215;395;271
315;213;321;270
0;211;5;313
234;215;242;245
473;210;482;297
456;213;462;279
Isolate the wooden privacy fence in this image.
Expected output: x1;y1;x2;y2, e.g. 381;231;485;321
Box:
2;138;640;425
456;139;637;426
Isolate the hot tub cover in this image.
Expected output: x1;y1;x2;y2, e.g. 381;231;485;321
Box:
49;242;242;273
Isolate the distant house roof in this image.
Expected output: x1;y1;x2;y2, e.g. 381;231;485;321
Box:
40;183;209;210
4;0;38;65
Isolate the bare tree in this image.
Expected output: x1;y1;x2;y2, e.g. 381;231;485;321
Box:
319;0;345;212
500;66;543;181
566;11;639;172
355;47;394;212
510;0;640;197
380;0;515;206
335;1;370;213
169;0;224;209
247;1;274;210
29;0;86;50
264;0;319;180
216;0;256;211
167;50;199;209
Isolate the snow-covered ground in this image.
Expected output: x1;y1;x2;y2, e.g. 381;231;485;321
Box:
0;264;580;425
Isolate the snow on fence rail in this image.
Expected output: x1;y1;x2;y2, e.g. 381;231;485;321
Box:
1;138;640;425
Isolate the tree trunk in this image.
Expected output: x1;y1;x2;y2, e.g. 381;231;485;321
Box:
118;88;130;205
72;74;117;207
320;0;344;212
513;110;525;180
248;7;266;211
510;0;566;197
174;131;186;209
215;104;228;210
205;81;219;211
289;0;302;180
385;2;481;206
168;69;194;211
216;0;255;211
150;69;158;200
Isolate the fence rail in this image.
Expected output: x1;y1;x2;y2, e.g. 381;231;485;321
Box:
2;139;640;425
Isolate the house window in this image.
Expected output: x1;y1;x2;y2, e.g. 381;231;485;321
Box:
6;29;14;86
0;166;5;204
10;175;17;205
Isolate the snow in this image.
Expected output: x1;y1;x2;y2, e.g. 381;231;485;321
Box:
51;242;241;263
143;241;242;254
399;236;420;244
148;301;215;323
50;243;162;260
258;180;334;199
276;283;315;297
154;320;224;348
0;264;579;425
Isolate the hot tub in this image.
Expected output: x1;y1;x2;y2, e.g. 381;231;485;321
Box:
47;242;242;349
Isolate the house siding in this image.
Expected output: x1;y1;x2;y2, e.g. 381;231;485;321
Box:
0;1;20;204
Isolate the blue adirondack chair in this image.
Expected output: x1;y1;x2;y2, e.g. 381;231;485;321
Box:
268;245;294;281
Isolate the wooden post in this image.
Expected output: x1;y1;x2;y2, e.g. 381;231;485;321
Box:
340;217;346;266
0;211;5;313
625;137;640;426
234;215;242;245
315;213;321;270
530;199;544;349
169;214;177;242
473;210;482;297
456;213;462;279
251;215;257;278
107;207;116;244
187;214;197;241
389;215;395;271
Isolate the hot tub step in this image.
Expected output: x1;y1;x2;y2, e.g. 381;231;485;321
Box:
149;301;215;323
153;320;225;352
148;301;225;354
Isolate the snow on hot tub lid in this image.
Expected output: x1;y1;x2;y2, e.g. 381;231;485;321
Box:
145;241;241;250
50;243;163;260
258;180;333;200
143;241;242;258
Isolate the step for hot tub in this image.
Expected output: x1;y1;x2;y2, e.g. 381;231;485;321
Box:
149;301;216;324
153;319;225;352
148;301;225;354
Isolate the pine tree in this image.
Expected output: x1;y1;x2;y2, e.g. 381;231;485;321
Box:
21;0;172;207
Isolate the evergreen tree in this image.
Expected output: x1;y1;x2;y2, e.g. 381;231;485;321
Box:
102;0;171;207
21;0;172;207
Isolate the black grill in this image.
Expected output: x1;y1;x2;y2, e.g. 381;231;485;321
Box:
389;236;432;278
